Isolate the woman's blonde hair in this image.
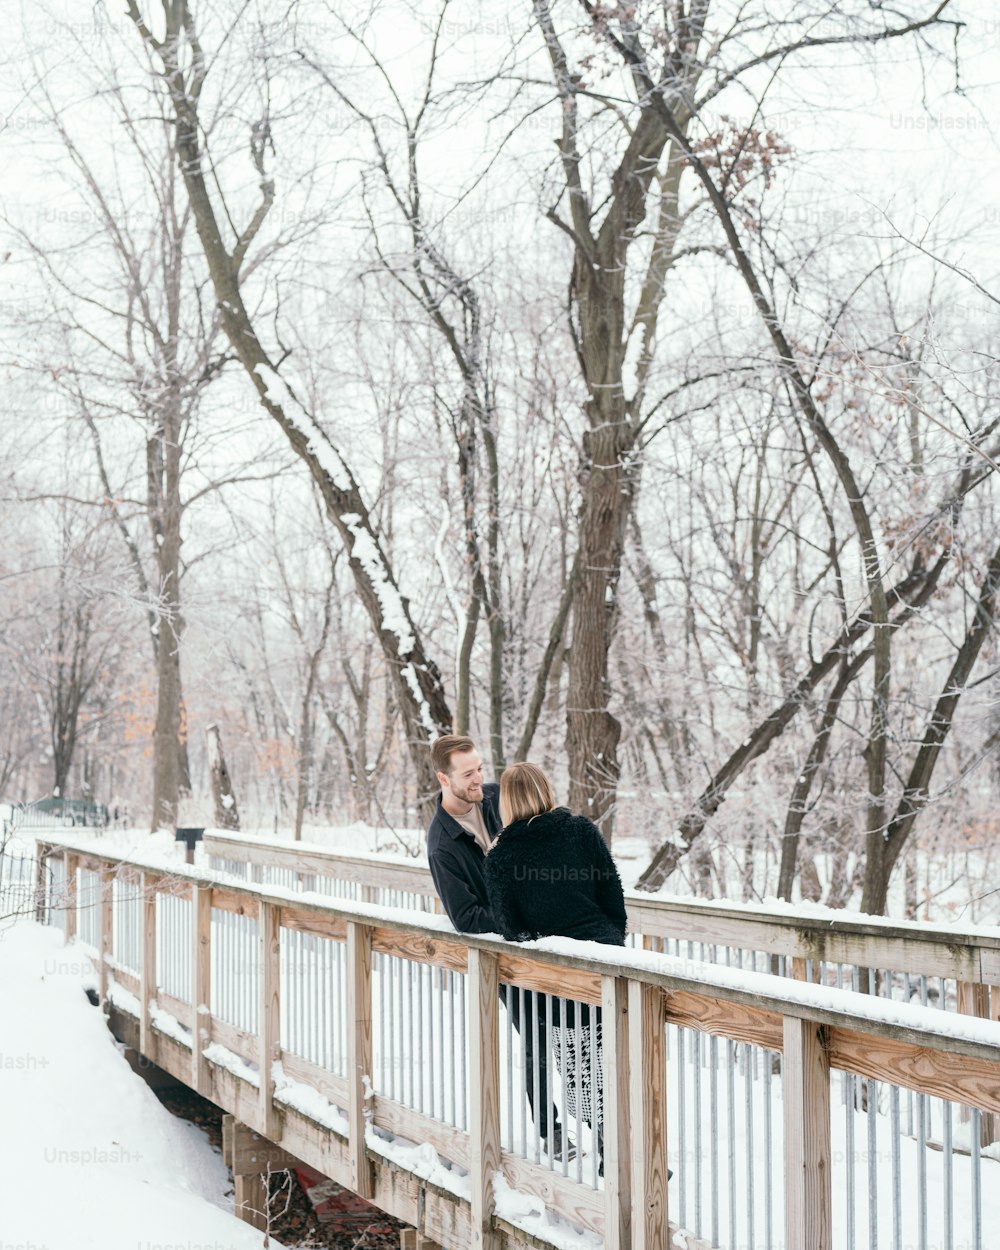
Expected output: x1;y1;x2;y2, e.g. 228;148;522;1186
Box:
499;762;555;826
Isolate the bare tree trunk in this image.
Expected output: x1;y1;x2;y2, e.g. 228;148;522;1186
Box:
125;2;451;816
535;0;701;838
48;577;98;798
482;414;505;771
776;653;867;900
904;854;918;921
861;537;1000;914
151;621;183;830
81;411;194;808
207;723;240;830
565;415;634;834
149;401;185;832
294;638;328;842
293;686;312;842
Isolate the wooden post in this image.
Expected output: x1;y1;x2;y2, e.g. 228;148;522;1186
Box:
259;900;282;1139
790;956;822;984
601;975;631;1250
34;843;49;924
140;871;157;1060
192;884;213;1096
234;1171;268;1231
628;981;668;1248
347;920;374;1198
62;851;78;942
221;1113;300;1235
99;866;114;1006
468;949;501;1250
958;981;998;1145
783;1016;832;1250
223;1113;297;1168
207;721;241;830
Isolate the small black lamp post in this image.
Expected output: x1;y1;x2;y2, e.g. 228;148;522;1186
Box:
175;826;205;865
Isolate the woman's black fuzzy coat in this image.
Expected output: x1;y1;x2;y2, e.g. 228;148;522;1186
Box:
483;806;627;946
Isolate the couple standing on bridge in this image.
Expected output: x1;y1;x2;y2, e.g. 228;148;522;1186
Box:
425;734;628;1170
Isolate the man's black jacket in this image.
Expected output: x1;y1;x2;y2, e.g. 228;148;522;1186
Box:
426;782;502;934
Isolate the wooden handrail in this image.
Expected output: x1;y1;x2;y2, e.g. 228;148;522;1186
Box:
199;829;1000;986
38;835;1000;1069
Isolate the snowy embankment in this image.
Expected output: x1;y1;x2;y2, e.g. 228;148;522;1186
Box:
0;918;280;1250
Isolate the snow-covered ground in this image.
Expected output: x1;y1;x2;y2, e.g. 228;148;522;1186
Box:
0;917;281;1250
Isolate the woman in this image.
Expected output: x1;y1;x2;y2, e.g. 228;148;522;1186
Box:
484;762;627;946
484;762;627;1169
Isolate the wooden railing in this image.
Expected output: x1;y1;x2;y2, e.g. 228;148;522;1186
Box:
202;829;1000;993
36;834;1000;1250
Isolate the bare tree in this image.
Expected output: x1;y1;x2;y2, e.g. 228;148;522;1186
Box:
207;723;240;830
4;21;286;829
124;0;452;814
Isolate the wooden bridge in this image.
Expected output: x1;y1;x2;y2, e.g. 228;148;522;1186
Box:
25;829;1000;1250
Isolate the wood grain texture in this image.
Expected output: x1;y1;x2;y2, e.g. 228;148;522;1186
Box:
371;1160;472;1249
783;1017;832;1250
372;1097;471;1169
99;866;114;1006
498;1153;604;1237
601;975;631;1250
469;948;501;1250
156;989;194;1030
210;1014;258;1062
280;905;347;941
260;900;282;1140
211;887;260;917
664;988;784;1050
627;897;998;982
827;1026;1000;1115
374;927;468;974
958;977;993;1136
108;967;140;998
629;981;669;1248
278;1049;348;1111
981;948;1000;987
222;1113;299;1174
233;1170;268;1231
137;870;191;900
497;953;601;1005
56;837;1000;990
140;871;157;1058
347;921;374;1198
192;883;213;1096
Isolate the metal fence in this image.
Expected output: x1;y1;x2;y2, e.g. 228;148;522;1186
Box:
0;847;39;920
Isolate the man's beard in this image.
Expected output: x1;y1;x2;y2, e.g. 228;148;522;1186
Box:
450;781;483;805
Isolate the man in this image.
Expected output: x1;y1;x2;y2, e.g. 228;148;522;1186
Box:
426;735;501;933
426;735;567;1156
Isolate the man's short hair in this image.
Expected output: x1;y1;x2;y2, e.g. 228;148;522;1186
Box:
431;735;477;777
